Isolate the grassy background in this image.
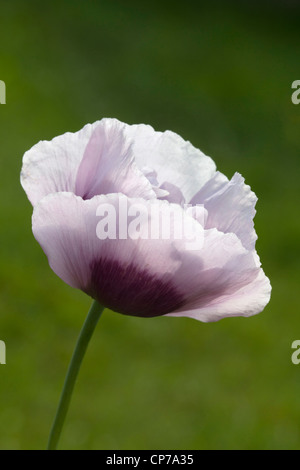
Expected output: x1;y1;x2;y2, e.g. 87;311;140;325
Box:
0;0;300;449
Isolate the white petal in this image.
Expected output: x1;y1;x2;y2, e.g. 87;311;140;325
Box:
75;119;156;200
191;172;258;251
123;123;217;203
168;267;271;323
21;118;157;207
21;122;100;206
166;227;271;322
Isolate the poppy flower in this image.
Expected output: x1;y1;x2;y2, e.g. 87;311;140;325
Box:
21;118;271;322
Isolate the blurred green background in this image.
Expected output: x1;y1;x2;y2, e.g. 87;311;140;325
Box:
0;0;300;450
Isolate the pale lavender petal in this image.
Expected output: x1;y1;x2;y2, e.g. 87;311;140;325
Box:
21;122;101;206
140;167;184;203
21;118;158;207
191;172;258;251
167;228;271;322
159;182;185;205
190;171;229;202
75;119;156;200
167;268;271;323
123;123;217;203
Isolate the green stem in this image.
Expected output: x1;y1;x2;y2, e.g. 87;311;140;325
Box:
47;300;105;450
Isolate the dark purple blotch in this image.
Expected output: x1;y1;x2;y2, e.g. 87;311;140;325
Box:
86;258;185;318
